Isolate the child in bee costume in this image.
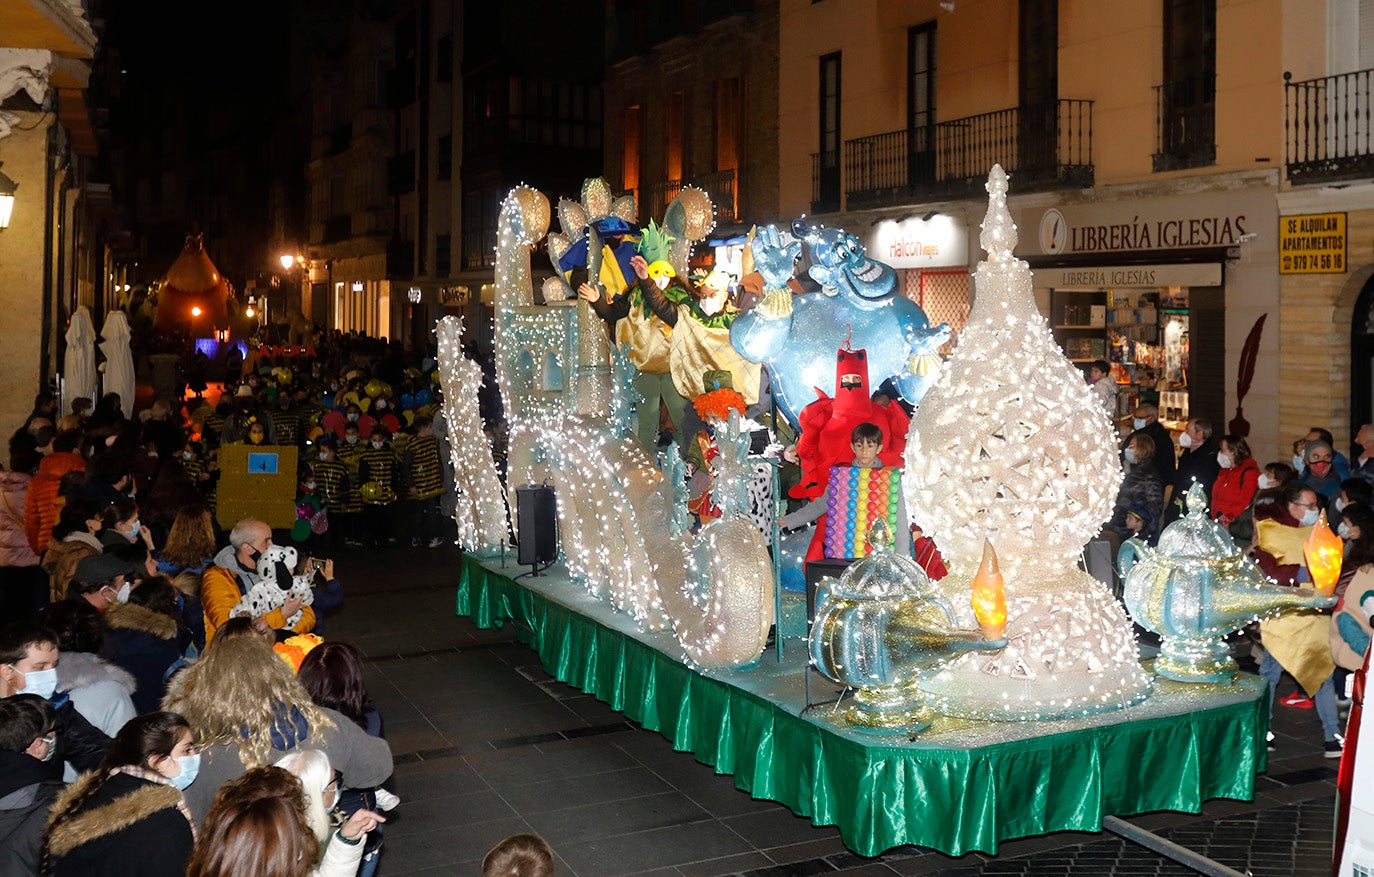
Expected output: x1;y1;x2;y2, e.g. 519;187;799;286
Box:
358;427;399;547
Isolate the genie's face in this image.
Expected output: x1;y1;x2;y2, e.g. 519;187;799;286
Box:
805;228;896;303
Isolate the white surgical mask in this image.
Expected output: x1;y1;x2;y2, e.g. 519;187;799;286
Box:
14;666;58;700
1178;432;1193;449
371;440;385;450
1217;453;1233;469
347;412;360;422
1339;522;1353;539
1257;474;1277;490
1300;509;1320;527
345;435;358;445
375;400;387;410
170;753;201;790
1133;418;1147;431
1337;498;1349;512
182;451;194;461
1124;448;1138;464
305;480;316;490
38;735;57;762
116;582;131;604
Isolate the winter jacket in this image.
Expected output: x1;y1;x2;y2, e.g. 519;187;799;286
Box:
45;771;194;877
314;829;369;877
1210;457;1260;525
40;532;102;603
23;452;85;555
201;545;316;645
1165;439;1222;525
181;704;394;824
0;471;39;568
50;695;111;775
100;603;187;714
1108;463;1166;543
56;652;137;740
0;750;64;877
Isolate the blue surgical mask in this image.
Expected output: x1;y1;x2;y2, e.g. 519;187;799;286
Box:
1293;453;1306;471
1339;522;1353;539
170;753;201;790
14;666;58;700
1133;418;1147;431
127;520;141;538
1124;448;1137;464
1300;509;1320;527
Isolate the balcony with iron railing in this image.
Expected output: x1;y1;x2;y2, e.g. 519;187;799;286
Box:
646;169;738;223
839;99;1094;210
1285;68;1374;184
1153;75;1215;172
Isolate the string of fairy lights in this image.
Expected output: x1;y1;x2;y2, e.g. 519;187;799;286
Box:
434;315;509;551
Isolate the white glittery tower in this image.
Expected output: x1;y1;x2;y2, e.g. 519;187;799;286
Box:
902;165;1151;720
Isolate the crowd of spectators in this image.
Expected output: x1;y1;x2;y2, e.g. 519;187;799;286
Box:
0;331;536;875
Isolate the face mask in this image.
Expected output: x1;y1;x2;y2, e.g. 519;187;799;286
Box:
249;434;264;445
246;546;262;565
127;520;141;538
1293;454;1306;471
371;440;385;450
39;735;57;762
169;753;201;790
345;435;359;445
1124;448;1137;464
376;400;387;410
1133;418;1147;431
14;666;58;700
347;412;360;422
319;451;332;461
115;582;131;604
1257;474;1276;490
1310;461;1333;478
1300;509;1320;527
304;481;316;490
654;275;670;291
1217;453;1233;469
1178;432;1193;449
182;451;194;461
1337;497;1349;512
1339;522;1353;539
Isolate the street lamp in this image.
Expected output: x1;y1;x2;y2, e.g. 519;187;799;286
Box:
280;254;295;271
0;163;17;230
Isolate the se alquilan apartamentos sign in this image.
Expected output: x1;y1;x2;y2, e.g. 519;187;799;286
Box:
1280;212;1346;274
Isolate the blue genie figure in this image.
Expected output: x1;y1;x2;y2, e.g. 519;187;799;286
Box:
730;220;952;427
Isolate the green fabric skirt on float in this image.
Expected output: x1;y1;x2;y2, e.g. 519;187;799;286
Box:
456;554;1267;857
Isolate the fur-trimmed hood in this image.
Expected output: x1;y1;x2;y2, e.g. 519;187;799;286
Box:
45;774;184;857
57;651;136;695
104;602;180;640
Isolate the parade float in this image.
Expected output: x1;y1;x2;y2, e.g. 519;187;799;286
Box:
153;232;233;339
447;167;1311;857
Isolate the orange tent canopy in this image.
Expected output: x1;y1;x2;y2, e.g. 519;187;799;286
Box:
155;234;231;331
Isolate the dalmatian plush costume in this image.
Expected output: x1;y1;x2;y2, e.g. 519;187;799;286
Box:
230;544;314;629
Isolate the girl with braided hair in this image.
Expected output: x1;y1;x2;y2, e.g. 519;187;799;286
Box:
40;711;198;876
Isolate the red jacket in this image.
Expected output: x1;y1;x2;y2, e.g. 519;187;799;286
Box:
24;451;85;554
1210;457;1260;524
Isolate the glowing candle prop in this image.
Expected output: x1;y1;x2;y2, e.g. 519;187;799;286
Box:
1305;510;1344;597
970;539;1007;640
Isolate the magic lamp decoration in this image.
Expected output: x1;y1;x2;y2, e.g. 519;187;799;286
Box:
810;521;1006;733
903;165;1151;721
1118;484;1337;683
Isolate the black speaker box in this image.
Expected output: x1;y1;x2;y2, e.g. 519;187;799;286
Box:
515;484;558;567
804;557;853;622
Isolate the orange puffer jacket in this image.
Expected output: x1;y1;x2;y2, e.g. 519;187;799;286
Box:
25;451;86;554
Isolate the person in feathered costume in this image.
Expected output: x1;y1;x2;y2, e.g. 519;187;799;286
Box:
789;344;909;502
